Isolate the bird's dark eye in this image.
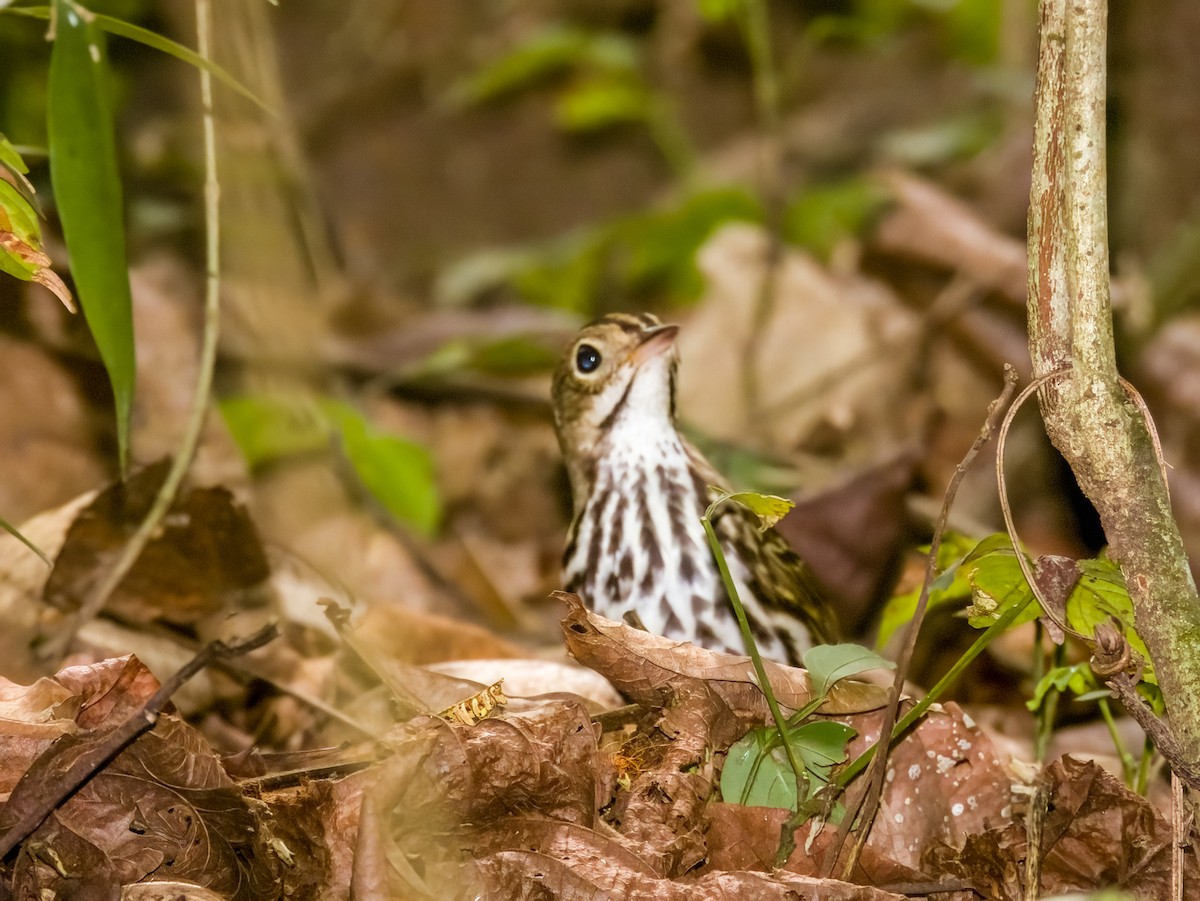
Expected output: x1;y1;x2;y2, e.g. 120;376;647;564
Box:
575;343;602;374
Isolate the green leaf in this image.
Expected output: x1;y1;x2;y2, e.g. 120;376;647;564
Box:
465;334;561;375
875;533;1040;648
4;6;268;111
720;719;856;811
789;720;857;782
961;538;1038;628
554;74;650;132
802;643;894;698
0;179;41;280
721;727;801;810
218;394;331;468
874;531;979;648
712;490;794;531
0;176;75;309
321;401;441;536
881;113;1003;168
403;334;561;379
1066;556;1155;685
457;187;759;312
511;231;606;313
0;134;29;176
48;0;135;473
932;0;1001;66
1074;688;1115;704
1027;663;1097;712
0;133;37;202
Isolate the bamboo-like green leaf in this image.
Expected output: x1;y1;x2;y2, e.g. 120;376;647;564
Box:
0;135;29;176
48;0;135;474
4;6;269;111
0;133;38;201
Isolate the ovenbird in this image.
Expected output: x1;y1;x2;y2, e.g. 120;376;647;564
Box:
552;312;838;665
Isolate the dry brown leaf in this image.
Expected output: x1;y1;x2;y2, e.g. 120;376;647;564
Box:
676;222;919;455
871;169;1028;304
122;883;230;900
704;802;933;889
2;713;282;899
466;850;906;900
429;658;624;712
43;461;271;629
0;655;159;800
10;813;120;900
0;489;98;682
1037;756;1191;896
128;255;247;488
775;449;918;630
354;602;527;665
924;755;1194;900
853;701;1014;871
559;593;887;717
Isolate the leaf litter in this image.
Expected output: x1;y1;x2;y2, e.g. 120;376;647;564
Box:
0;446;1183;899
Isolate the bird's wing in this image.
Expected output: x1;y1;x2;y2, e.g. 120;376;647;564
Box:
684;440;840;646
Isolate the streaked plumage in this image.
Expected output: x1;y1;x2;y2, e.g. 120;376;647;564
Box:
552;312;838;665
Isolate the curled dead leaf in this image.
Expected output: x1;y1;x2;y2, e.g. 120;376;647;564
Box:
558;592;887;717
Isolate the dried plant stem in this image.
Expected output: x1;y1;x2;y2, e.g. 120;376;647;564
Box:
42;0;224;662
827;366;1019;879
835;596;1032;793
1028;0;1200;761
1172;772;1184;901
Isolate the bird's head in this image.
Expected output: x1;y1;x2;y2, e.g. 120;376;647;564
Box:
551;312;680;482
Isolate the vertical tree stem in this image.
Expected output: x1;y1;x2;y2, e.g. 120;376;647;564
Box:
1027;0;1200;762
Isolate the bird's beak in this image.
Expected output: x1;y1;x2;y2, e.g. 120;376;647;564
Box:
630;324;679;366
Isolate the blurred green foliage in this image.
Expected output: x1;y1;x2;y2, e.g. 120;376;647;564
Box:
441;186;762;314
782;175;892;259
220;394;443;536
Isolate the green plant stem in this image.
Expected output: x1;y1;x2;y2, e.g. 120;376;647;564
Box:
1035;639;1064;762
0;515;51;566
836;594;1034;789
1136;735;1154;795
1097;697;1136;787
701;512;807;809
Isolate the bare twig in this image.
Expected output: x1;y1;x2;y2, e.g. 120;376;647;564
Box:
0;624;278;857
826;365;1019;879
1024;775;1049;899
996;369;1173;643
1106;673;1200;791
995;368;1085;641
1173;771;1184;901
